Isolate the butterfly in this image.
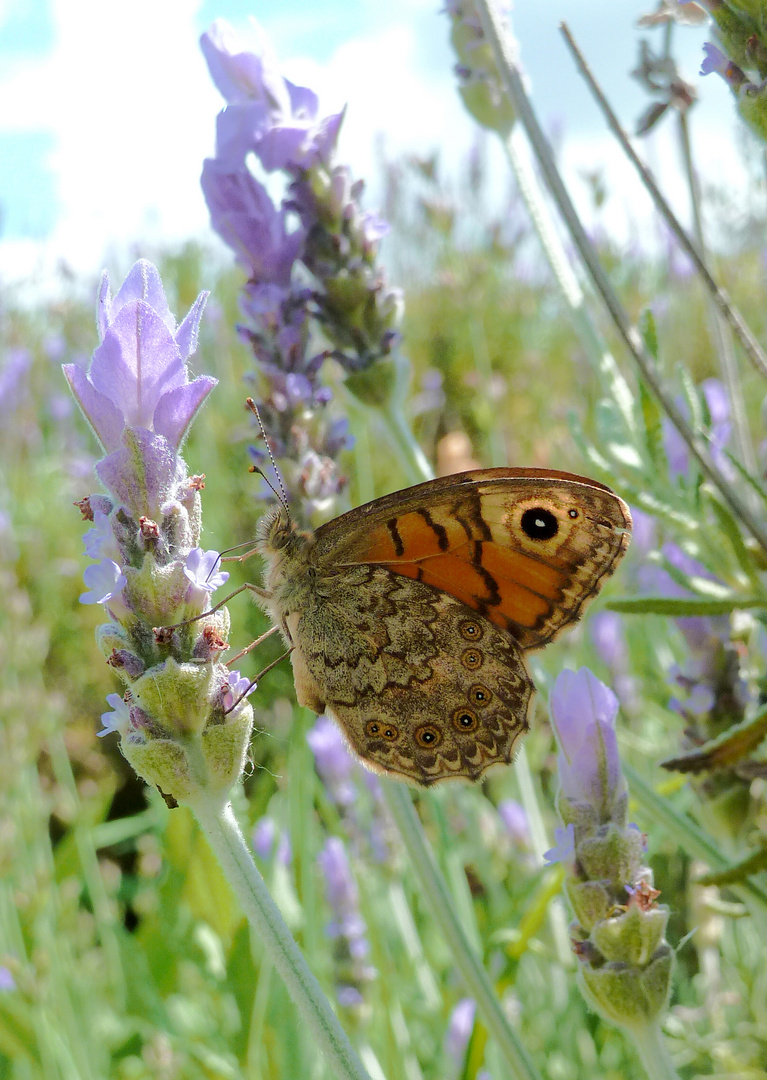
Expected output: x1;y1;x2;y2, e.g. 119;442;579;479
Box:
255;468;631;786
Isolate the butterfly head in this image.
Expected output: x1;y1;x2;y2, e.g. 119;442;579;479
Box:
257;505;313;559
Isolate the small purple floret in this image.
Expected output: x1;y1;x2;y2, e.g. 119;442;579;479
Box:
80;558;127;605
223;669;255;711
98;693;131;738
184;548;229;594
543;823;576;865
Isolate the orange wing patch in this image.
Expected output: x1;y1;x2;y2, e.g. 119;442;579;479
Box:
344;505;565;632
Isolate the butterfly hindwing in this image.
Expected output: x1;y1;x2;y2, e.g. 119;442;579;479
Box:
289;564;533;785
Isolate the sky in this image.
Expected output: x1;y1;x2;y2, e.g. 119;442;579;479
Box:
0;0;733;294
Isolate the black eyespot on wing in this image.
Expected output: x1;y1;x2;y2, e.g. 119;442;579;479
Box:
452;708;478;731
366;720;399;740
462;648;483;671
460;619;484;641
521;507;558;540
468;684;492;707
415;724;442;748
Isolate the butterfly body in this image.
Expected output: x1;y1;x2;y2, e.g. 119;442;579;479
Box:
257;468;631;786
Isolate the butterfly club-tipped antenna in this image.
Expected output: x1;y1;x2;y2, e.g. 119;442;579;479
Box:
246;397;291;528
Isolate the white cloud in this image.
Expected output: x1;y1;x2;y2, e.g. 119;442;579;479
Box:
0;0;756;291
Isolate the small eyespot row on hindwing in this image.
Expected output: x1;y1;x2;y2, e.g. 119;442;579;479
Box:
460;619;483;641
461;647;483;671
452;708;478;732
366;720;399;740
520;506;559;541
468;684;492;707
415;724;442;748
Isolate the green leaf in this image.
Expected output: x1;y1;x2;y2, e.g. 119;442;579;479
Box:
638;307;658;359
638;375;664;470
696;844;767;887
607;595;765;615
703;489;760;580
661;703;767;774
721;446;767;505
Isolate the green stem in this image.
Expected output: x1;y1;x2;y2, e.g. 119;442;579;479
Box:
557;22;767;384
473;0;767;560
514;745;573;969
382;783;543;1080
190;796;373;1080
677;109;756;474
380;400;434;484
627;1021;682;1080
501;128;636;439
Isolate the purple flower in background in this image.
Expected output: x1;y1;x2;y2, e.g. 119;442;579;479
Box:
702;378;734;479
590;610;626;671
200;159;303;280
445;997;476;1063
0;348;32;416
662;378;733;483
201;17;289;114
0;968;15;992
497;799;530;847
590;610;636;710
200;18;403;526
202;19;344;174
307;715;357;808
318;837;376;1008
662;404;691;480
253;817;277;858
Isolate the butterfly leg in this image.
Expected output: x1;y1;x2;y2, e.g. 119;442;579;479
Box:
224;646;293;713
226;623;280;665
153;581;272;637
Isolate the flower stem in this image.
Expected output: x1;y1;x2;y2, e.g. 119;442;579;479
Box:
190;796;373;1080
676;108;756;474
626;1021;682;1080
380;400;434;484
500;128;636;440
558;21;767;385
473;0;767;559
382;782;543;1080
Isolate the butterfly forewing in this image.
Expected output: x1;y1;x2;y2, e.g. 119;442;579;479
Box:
312;468;632;650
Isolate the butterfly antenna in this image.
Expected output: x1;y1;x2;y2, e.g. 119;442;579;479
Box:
245;397;291;525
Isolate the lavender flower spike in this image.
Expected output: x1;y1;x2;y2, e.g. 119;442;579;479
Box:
549;669;674;1033
65;260;253;808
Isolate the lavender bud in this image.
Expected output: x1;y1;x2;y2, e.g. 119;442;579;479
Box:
547;669;674;1031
